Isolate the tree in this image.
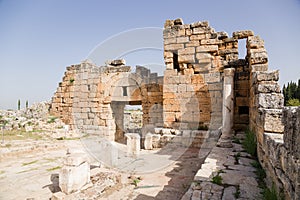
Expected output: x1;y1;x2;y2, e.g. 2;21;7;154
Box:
283;79;300;106
296;79;300;99
18;99;21;110
26;100;28;109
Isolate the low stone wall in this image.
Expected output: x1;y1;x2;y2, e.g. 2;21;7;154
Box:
248;66;299;198
256;107;300;200
246;32;299;199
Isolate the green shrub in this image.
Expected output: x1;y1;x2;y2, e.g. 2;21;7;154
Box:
47;116;57;123
234;186;240;198
242;128;257;157
211;171;223;185
262;184;284;200
69;78;75;83
286;98;300;106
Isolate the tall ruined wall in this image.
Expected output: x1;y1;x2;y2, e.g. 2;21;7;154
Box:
50;61;103;135
163;19;251;130
247;35;299;198
50;60;163;141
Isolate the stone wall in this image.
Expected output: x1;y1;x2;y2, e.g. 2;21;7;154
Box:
50;60;163;141
247;34;299;199
163;19;252;130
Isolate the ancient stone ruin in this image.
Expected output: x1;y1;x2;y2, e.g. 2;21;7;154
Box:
50;18;299;199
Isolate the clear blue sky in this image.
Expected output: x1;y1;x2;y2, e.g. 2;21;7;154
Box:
1;0;300;109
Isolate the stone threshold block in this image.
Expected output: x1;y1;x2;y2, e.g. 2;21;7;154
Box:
59;153;91;195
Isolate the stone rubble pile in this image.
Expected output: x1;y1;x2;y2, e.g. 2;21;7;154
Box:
0;102;80;139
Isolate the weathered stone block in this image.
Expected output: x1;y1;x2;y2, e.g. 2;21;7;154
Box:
185;40;200;47
185;28;192;36
232;30;254;39
144;133;153;150
164;37;177;45
59;155;90;195
190;21;209;28
125;133;141;156
253;70;279;83
190;34;206;41
247;36;264;49
249;49;268;64
191;74;205;84
219;48;238;56
174;18;183;25
255;83;281;94
177;36;189;43
193;27;206;34
178;47;195;55
178;54;195;63
250;64;268;72
256;93;284;109
200;39;221;45
196;45;218;53
196;52;212;60
204;73;221;83
283;107;300;159
164;43;184;51
217;31;229;39
258;108;284;133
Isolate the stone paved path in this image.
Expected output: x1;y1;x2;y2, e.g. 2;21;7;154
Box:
182;132;262;200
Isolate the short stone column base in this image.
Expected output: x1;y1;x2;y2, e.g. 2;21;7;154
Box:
217;137;233;148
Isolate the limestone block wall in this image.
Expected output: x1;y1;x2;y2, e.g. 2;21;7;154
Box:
247;35;299;199
163;20;224;130
50;61;101;131
163;19;253;130
50;61;163;141
50;66;75;125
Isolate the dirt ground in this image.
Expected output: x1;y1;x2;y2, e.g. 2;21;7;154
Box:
0;137;205;200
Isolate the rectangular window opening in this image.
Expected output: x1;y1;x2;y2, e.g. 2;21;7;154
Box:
173;52;180;72
238;39;247;59
122;86;128;96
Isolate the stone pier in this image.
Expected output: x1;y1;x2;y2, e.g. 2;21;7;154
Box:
125;133;141;156
59;153;90;194
144;133;153;150
218;68;235;148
